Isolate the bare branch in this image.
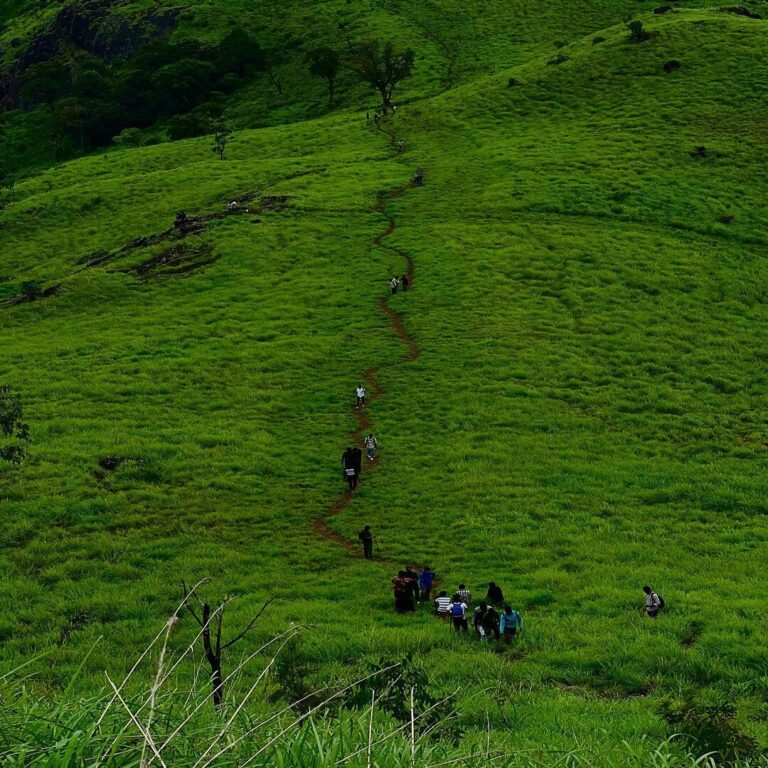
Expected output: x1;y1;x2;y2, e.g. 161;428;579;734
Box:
221;598;274;650
181;580;205;627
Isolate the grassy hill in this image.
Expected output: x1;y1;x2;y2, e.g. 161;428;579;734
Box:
2;1;768;765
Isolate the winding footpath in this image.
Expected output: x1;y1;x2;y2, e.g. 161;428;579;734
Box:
311;186;420;562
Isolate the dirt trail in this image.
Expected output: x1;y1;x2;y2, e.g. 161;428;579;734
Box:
311;186;420;562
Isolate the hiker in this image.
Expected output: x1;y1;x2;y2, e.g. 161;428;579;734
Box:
486;582;504;607
356;384;366;408
643;585;663;618
174;211;188;228
352;446;363;476
365;433;378;461
401;274;409;291
374;113;380;126
397;140;405;153
499;605;523;643
404;565;420;610
448;594;469;632
344;464;358;492
413;169;424;187
366;112;370;122
358;526;373;559
473;603;500;641
434;590;451;618
227;200;238;212
393;571;412;613
342;446;355;471
392;104;398;116
419;565;436;601
457;584;472;605
390;276;399;295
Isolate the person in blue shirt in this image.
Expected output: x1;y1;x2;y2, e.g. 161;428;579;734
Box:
499;605;523;643
419;566;436;601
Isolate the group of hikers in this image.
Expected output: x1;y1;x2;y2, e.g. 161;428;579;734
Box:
342;433;378;491
387;566;525;643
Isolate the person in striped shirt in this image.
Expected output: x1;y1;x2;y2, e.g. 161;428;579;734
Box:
434;591;451;617
457;584;472;605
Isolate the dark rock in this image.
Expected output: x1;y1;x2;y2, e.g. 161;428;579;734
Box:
654;6;673;13
547;54;570;66
690;146;707;158
722;6;762;19
663;59;681;73
592;36;607;44
507;77;518;87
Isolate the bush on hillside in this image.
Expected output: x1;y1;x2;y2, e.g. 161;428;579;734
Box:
628;20;651;42
657;691;757;764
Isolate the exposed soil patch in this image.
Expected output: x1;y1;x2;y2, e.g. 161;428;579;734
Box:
0;282;61;307
98;456;148;471
130;241;219;280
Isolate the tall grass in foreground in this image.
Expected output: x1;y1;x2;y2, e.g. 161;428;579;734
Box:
0;613;765;768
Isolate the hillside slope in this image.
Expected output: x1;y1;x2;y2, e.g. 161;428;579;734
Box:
2;2;768;765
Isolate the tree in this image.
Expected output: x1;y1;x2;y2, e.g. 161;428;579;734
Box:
211;120;231;160
181;580;272;708
0;386;30;466
214;30;264;78
308;47;340;102
352;40;414;110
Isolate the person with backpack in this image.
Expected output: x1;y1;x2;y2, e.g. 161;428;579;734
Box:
643;586;664;618
356;385;366;408
390;276;399;295
365;434;378;461
499;605;523;643
403;566;420;610
448;594;469;633
486;582;504;607
419;565;436;601
457;584;472;605
341;447;357;491
434;590;451;618
358;526;373;559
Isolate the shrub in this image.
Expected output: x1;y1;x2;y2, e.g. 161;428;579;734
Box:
657;691;757;764
628;20;650;42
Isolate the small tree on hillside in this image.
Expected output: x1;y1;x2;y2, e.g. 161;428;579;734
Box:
211;120;231;160
182;580;273;708
308;47;340;102
628;20;649;42
352;40;414;111
0;386;30;466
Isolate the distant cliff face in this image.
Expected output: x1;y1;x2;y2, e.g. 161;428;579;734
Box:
1;0;179;107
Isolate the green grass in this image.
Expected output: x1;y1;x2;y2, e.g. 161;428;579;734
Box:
2;1;768;764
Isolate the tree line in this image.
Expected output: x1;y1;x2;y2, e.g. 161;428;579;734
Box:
0;28;414;179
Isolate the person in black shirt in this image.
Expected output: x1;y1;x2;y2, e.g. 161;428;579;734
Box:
358;526;373;559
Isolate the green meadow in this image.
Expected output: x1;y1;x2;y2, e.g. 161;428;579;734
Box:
2;1;768;765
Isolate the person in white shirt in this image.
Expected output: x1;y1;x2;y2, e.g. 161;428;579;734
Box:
356;385;366;408
390;276;399;295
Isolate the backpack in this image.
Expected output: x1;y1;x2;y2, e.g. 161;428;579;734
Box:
450;603;464;618
656;593;665;610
